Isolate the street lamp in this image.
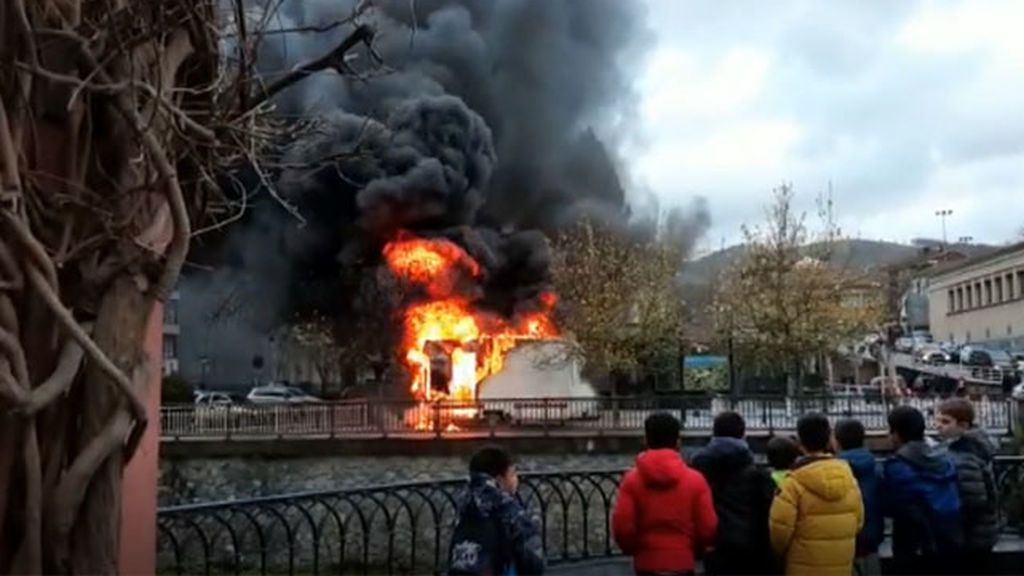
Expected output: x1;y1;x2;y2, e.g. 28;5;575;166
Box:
935;209;953;248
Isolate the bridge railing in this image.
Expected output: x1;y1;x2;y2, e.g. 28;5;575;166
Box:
157;457;1024;575
160;395;1020;440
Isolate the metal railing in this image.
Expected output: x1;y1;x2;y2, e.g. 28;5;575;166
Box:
157;458;1024;575
160;395;1021;440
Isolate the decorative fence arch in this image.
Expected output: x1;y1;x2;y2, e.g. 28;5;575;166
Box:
158;458;1024;575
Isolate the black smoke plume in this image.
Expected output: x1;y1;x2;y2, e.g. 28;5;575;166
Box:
179;0;711;386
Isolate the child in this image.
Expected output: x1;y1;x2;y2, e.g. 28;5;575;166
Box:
936;399;999;573
449;446;545;575
769;413;863;576
834;419;883;576
613;412;717;576
690;412;776;575
883;406;962;576
766;436;801;488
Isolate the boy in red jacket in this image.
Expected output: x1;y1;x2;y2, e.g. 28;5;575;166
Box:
613;412;718;576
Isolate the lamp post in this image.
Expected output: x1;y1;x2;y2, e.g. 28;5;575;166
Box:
935;209;953;248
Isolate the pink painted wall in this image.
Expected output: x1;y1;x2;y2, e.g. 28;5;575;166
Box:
118;303;162;574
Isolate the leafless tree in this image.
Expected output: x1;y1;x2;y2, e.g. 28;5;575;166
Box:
0;1;378;572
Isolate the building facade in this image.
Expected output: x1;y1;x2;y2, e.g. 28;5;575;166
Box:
162;290;180;375
928;242;1024;349
885;246;969;333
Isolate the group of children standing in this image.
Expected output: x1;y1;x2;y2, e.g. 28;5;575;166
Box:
612;399;999;576
445;399;999;576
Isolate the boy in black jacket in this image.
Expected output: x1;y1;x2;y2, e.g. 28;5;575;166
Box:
936;399;999;572
689;412;777;575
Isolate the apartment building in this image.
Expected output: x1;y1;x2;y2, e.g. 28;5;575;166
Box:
163;290;180;375
928;242;1024;348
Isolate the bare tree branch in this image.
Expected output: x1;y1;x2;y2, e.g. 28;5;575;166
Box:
242;24;376;116
46;410;133;564
24;266;147;426
0;327;30;388
23;340;84;415
0;368;27;406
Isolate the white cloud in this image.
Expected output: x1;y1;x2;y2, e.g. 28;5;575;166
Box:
638;0;1023;249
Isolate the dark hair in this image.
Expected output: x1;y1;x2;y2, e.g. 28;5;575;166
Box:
797;413;832;452
766;436;801;470
834;419;866;450
645;412;681;449
469;446;513;477
938;398;975;426
888;406;925;442
713;411;746;439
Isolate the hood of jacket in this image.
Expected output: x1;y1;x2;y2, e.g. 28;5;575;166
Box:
788;455;858;502
690;436;753;473
895;441;958;481
635;448;688;489
839;447;877;480
463;473;514;519
949;429;996;461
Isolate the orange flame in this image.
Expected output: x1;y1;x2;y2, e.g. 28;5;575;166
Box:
383;233;558;413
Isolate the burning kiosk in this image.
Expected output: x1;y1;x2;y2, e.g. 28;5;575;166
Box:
383;233;566;428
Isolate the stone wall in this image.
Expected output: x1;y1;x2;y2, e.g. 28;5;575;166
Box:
160;453;635;506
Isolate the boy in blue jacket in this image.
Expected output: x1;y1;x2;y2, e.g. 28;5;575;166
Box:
834;419;883;576
882;406;963;576
448;446;545;576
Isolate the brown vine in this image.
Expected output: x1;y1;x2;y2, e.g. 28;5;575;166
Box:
0;1;379;571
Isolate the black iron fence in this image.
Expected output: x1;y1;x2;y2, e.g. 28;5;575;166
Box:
161;395;1021;440
157;457;1024;575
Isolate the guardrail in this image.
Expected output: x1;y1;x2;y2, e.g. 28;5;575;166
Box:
160;395;1021;440
157;458;1024;575
892;352;1017;385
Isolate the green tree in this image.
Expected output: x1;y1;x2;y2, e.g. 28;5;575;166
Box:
552;220;684;391
714;185;881;393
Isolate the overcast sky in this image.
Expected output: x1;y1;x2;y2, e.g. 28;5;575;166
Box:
633;0;1023;255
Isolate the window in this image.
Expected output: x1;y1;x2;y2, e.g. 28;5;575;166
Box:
1018;270;1024;298
995;276;1003;302
163;335;177;360
1007;273;1015;300
957;287;964;310
985;327;991;339
948;290;955;313
966;285;973;308
163;301;178;324
984;279;992;305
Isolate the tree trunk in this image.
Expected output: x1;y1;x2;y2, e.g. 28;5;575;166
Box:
67;277;151;573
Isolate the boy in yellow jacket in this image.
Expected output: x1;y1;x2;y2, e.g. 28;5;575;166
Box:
769;413;863;576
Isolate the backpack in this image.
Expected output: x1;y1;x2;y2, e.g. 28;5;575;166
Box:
448;507;513;576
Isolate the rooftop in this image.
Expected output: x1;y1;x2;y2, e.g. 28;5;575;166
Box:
927;241;1024;281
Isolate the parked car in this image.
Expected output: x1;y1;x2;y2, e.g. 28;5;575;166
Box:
1013;382;1024;401
246;385;322;404
914;345;950;365
894;337;916;353
194;391;233;406
939;342;962;363
960;347;1015;369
